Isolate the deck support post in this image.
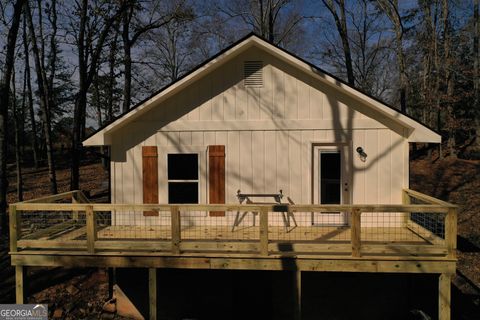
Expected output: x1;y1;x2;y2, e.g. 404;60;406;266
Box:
439;273;452;320
108;268;116;299
15;265;25;304
149;268;157;320
293;270;302;320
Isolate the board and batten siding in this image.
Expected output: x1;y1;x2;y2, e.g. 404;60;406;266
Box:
109;46;409;226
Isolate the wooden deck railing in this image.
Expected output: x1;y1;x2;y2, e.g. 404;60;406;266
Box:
9;190;457;259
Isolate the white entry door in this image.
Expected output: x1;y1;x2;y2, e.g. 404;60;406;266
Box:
312;145;350;225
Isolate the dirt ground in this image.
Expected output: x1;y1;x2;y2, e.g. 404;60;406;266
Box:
410;157;480;287
6;159;109;204
1;153;479;319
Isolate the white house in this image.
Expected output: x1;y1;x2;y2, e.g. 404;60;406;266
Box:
83;33;440;228
11;33;455;320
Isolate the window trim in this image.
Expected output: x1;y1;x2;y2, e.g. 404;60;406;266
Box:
157;145;206;205
167;153;200;204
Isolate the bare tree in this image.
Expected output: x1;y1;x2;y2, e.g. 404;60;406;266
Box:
417;0;436;126
215;0;304;46
348;0;392;97
442;0;456;157
0;0;25;237
22;14;39;168
107;25;121;122
475;0;480;149
321;0;354;85
376;0;408;113
70;0;127;190
12;65;23;201
143;19;195;84
121;0;190;112
25;0;57;194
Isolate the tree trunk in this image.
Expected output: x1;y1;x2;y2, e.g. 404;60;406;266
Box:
93;71;108;170
442;0;456;158
322;0;355;85
122;7;133;113
474;0;480;149
376;0;407;113
433;4;442;159
71;93;86;190
26;1;58;194
259;0;265;37
107;28;119;122
71;0;126;190
70;0;88;191
268;0;274;42
395;30;407;114
12;69;23;202
0;0;25;237
23;13;39;169
47;0;58;111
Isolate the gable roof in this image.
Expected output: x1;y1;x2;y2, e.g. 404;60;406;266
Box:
83;33;440;146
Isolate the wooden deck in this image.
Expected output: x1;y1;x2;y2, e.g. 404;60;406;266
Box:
8;190;458;320
9;189;457;259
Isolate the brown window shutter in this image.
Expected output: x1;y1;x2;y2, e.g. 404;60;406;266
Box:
208;145;225;216
142;146;158;216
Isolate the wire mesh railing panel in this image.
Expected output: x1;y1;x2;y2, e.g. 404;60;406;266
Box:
408;196;446;240
360;211;425;243
180;210;260;241
268;211;351;242
97;210;172;240
19;210;86;241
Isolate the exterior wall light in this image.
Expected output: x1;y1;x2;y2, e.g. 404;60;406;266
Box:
356;147;367;162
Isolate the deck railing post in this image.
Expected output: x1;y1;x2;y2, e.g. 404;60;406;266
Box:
86;205;97;253
171;206;181;254
402;189;411;225
351;208;361;257
445;207;457;259
260;207;269;255
9;204;20;252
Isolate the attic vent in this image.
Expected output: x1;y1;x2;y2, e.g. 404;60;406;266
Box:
244;61;263;87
